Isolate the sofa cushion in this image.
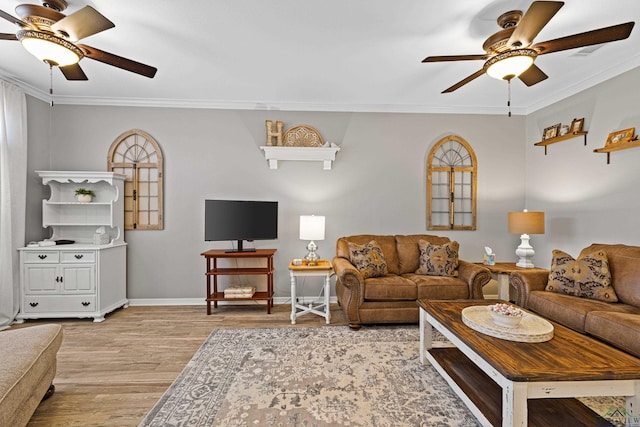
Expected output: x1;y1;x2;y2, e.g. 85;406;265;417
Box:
347;240;388;279
337;235;399;274
415;240;459;277
579;244;640;307
404;274;470;299
546;249;618;303
527;290;635;333
363;275;417;301
585;311;640;358
396;234;451;275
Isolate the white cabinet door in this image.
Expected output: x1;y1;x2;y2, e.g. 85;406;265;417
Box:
23;265;59;293
61;264;96;293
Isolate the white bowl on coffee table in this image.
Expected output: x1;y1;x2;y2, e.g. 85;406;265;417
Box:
489;304;524;328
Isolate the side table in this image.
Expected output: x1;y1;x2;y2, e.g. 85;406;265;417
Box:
289;260;333;324
477;262;546;302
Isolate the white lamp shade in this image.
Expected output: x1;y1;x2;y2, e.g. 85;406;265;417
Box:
299;215;325;241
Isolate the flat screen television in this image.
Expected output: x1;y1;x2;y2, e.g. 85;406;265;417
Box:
204;200;278;252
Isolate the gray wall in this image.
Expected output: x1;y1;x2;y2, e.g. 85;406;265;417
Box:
24;102;528;301
524;66;640;267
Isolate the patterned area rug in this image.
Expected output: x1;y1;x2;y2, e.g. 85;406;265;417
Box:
139;326;481;426
139;325;626;427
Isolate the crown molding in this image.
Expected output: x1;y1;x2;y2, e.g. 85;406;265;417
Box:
4;56;639;116
524;53;640;114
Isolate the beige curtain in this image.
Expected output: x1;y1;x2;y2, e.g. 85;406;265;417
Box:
0;81;27;330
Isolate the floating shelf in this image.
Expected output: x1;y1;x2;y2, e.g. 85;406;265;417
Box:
534;131;588;155
260;145;340;170
593;139;640;164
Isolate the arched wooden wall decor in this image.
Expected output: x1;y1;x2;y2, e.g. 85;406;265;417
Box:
426;134;477;230
108;129;164;230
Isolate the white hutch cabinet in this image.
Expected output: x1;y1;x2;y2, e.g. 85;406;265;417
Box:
17;171;128;322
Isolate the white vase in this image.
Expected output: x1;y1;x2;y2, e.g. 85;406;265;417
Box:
76;194;93;203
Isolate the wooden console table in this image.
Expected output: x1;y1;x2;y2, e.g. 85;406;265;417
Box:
201;249;276;315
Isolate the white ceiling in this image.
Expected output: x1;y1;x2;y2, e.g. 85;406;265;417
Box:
0;0;639;115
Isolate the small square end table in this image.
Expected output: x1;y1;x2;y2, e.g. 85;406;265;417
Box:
289;260;333;324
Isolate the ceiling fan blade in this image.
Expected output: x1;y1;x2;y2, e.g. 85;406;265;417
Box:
508;1;564;48
442;69;486;93
59;63;88;81
51;6;114;41
0;9;27;27
0;33;18;40
79;44;157;78
423;54;487;63
533;22;635;55
518;64;548;86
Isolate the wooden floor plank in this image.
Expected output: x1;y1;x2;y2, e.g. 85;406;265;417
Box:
14;304;348;427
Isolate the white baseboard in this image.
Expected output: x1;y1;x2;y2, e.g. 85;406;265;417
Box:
128;296;338;306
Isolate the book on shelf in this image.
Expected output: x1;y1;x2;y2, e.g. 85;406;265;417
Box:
224;285;256;298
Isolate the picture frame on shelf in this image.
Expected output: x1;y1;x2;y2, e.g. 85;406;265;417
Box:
543;123;561;140
570;118;584;134
605;128;635;146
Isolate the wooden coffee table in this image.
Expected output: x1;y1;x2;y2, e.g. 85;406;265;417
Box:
418;299;640;427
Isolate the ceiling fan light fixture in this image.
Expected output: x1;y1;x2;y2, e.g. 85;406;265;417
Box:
484;48;537;80
17;29;83;67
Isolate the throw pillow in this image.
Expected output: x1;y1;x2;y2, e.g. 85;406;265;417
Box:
348;240;388;279
415;240;459;277
546;249;618;302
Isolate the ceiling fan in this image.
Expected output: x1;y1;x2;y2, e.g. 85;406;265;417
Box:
0;0;157;80
422;1;634;93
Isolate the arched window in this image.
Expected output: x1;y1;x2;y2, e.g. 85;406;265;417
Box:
427;134;477;230
108;129;164;230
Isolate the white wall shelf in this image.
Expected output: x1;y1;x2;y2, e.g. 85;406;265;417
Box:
260;145;340;170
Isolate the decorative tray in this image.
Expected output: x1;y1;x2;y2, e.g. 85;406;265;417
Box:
461;305;554;343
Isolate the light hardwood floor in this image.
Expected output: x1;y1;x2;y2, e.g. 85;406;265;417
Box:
14;304;348;427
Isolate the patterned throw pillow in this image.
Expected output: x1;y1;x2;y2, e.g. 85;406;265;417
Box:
347;240;388;279
546;249;618;302
415;240;459;277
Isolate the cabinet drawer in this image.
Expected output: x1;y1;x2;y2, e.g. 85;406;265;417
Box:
61;251;96;263
23;251;60;263
22;295;96;313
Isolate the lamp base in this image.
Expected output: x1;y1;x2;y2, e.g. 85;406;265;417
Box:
304;241;319;266
515;233;536;268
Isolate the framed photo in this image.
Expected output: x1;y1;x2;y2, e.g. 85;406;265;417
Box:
570;118;584;134
543;123;561;140
606;127;635;146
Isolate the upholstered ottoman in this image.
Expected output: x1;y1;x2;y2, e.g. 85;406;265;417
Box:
0;324;63;427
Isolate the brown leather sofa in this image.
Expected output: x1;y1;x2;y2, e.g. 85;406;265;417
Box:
511;243;640;358
333;234;491;330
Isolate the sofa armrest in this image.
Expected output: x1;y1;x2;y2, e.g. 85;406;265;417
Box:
333;256;366;327
510;269;549;308
458;261;492;299
333;256;364;293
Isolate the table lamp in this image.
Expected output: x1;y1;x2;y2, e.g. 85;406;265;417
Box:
299;215;325;265
508;210;545;268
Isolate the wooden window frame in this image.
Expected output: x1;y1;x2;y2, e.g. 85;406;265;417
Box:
107;129;164;230
427;134;477;230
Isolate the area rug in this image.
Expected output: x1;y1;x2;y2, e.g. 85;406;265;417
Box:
139;325;626;427
139;325;481;426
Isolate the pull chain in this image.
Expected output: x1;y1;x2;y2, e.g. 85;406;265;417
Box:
507;79;512;117
49;63;54;107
